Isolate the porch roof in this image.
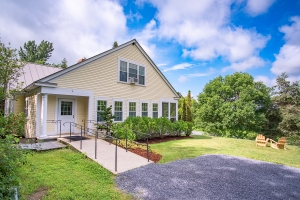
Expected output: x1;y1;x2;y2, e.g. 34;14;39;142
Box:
19;63;62;88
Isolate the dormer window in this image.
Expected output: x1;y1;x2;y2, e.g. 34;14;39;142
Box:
119;59;145;85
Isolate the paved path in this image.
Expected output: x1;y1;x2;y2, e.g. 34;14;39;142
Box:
58;137;153;174
116;154;300;200
20;141;66;151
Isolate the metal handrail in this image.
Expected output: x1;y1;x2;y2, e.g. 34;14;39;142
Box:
64;122;119;172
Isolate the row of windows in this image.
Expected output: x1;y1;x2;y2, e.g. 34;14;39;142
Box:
97;100;176;122
119;60;145;85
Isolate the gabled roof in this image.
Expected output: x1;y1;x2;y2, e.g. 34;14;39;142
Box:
19;63;62;88
25;39;179;98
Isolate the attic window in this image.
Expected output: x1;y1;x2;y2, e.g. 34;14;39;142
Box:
119;59;145;85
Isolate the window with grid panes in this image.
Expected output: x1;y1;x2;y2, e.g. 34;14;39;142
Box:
142;103;148;117
114;101;123;121
119;60;145;85
152;103;158;118
97;100;107;122
170;103;176;122
120;61;127;82
129;102;136;117
162;102;169;118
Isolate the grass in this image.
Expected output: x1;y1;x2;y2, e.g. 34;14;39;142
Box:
20;148;131;200
151;135;300;168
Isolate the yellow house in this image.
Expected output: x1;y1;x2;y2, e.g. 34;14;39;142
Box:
12;39;179;138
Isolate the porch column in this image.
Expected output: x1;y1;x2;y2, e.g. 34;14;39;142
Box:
40;93;48;138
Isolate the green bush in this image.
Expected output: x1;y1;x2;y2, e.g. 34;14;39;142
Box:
0;135;26;199
111;117;192;140
0;113;26;137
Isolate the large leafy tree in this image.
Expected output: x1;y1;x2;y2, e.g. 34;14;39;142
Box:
18;40;54;64
273;73;300;140
0;40;24;115
195;72;271;138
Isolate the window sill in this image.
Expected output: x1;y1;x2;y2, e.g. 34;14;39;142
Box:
117;81;146;87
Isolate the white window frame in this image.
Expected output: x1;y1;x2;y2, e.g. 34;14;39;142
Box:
160;98;178;121
7;99;14;114
128;100;137;117
25;97;29;118
152;102;159;118
118;57;146;86
113;98;124;122
140;100;149;117
94;97;109;123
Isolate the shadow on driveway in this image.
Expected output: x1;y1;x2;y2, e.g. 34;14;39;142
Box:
116;154;300;200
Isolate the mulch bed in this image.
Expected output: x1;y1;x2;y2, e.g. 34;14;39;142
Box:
129;148;162;163
127;136;192;162
137;135;192;144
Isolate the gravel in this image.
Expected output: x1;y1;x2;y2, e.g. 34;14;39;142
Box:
116;154;300;200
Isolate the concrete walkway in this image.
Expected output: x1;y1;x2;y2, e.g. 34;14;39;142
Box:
58;137;153;174
20;141;67;151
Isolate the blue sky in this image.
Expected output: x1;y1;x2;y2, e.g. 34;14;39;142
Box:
0;0;299;97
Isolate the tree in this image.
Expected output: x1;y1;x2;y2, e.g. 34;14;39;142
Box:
52;58;68;69
182;98;187;121
273;73;300;141
113;41;118;48
18;40;54;64
98;106;115;135
195;72;271;138
0;40;24;115
186;90;192;122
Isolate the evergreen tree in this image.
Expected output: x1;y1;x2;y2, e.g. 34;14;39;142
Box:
182;98;187;121
187;90;192;122
113;41;118;48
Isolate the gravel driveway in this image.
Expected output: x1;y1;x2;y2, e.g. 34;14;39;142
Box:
116;155;300;200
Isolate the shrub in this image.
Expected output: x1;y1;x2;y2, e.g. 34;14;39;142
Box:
0;113;26;137
0;135;26;199
111;123;136;140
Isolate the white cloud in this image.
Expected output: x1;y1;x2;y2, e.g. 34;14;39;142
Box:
188;67;216;77
271;16;300;76
0;0;127;65
133;19;158;59
254;75;276;87
126;10;143;22
146;0;269;65
157;63;168;67
245;0;275;16
178;67;216;83
178;75;188;83
164;63;193;72
222;56;266;72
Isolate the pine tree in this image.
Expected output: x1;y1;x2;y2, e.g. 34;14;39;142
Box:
182;98;187;121
187;90;192;122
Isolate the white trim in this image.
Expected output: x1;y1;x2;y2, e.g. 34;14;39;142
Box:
112;98;125;122
40;94;48;138
56;96;77;134
117;57;146;86
140;100;149;117
41;87;93;97
151;101;159;118
127;99;138;117
160;98;178;120
94;97;109;123
36;94;41;137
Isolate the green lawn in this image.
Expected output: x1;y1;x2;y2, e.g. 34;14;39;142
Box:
151;135;300;168
20;148;131;200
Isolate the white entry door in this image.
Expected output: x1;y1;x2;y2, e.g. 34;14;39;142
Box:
58;99;75;133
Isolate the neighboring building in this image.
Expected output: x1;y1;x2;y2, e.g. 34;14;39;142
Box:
12;39;179;138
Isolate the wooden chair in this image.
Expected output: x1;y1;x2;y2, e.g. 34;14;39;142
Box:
256;134;269;147
270;137;287;150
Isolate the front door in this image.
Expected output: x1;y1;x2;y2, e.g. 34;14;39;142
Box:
58;99;75;133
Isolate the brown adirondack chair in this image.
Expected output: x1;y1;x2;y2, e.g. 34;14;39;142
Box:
270;137;287;150
256;134;269;147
